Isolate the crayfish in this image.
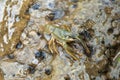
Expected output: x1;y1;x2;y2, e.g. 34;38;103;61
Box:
39;24;90;60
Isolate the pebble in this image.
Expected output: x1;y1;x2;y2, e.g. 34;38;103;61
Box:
104;7;113;15
32;58;39;65
34;50;45;60
101;40;105;44
71;4;77;8
46;9;65;21
102;0;111;4
107;27;114;35
45;69;51;75
45;66;52;75
111;20;119;28
53;10;65;20
16;41;23;49
28;65;36;74
7;54;15;59
64;74;70;80
48;2;55;9
32;3;40;10
37;32;41;36
70;0;78;3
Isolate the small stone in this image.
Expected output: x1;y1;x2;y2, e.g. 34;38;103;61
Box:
71;4;77;8
34;51;45;60
45;10;65;21
45;69;51;75
7;54;14;59
12;74;15;77
16;41;23;49
70;0;78;3
64;74;70;80
48;2;55;9
28;65;36;74
111;20;119;28
25;9;29;15
101;40;105;44
103;0;111;4
32;3;40;10
37;32;41;36
107;28;114;35
45;66;52;75
53;10;65;20
32;58;39;65
104;7;113;15
112;12;120;20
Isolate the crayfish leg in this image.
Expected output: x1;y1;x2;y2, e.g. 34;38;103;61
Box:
48;37;54;54
53;40;59;55
48;37;59;63
48;37;59;55
63;43;79;60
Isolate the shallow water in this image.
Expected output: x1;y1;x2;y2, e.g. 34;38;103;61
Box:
0;0;120;80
